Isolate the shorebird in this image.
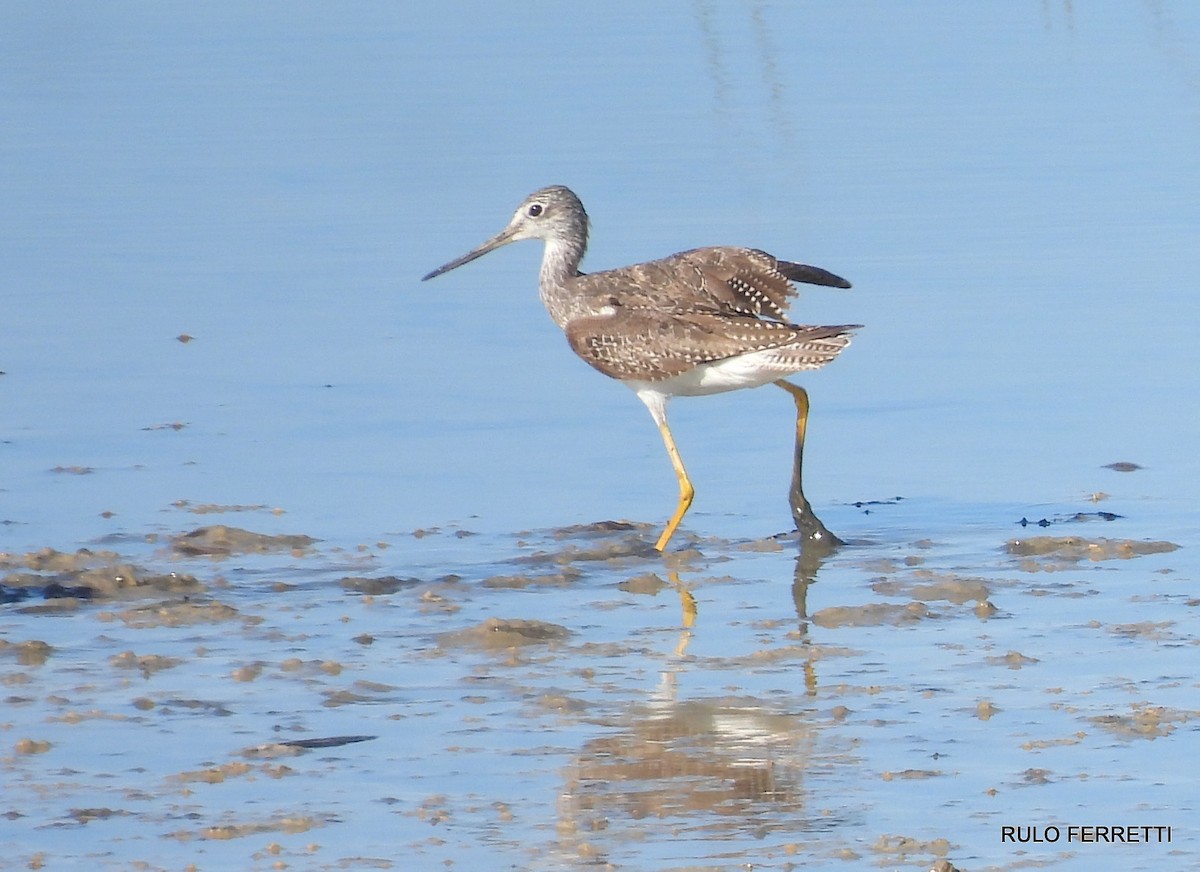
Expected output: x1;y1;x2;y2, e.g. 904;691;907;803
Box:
422;185;859;551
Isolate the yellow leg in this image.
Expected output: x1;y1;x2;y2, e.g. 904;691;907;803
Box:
654;419;695;552
775;381;844;547
775;380;810;451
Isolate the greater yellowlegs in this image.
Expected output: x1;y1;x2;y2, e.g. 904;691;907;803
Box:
422;185;858;551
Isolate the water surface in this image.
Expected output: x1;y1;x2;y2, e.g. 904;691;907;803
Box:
2;3;1198;870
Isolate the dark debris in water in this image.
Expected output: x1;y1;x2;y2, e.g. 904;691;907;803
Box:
1;583;95;604
141;421;188;432
1017;511;1122;527
846;496;904;514
2;547;201;603
276;735;377;750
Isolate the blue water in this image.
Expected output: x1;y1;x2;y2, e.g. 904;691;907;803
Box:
2;4;1198;870
6;2;1199;549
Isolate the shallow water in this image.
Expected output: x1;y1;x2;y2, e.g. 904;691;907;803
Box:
3;3;1199;870
1;516;1194;870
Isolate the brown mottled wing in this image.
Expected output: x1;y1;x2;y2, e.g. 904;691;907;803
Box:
572;247;851;323
669;247;798;320
564;307;858;383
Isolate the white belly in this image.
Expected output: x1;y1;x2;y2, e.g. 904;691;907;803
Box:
627;349;791;399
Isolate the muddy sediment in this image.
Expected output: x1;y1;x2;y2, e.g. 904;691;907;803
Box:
0;520;1192;870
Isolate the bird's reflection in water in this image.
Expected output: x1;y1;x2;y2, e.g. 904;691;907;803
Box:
557;540;852;856
790;534;840;697
791;524;841;627
561;697;817;834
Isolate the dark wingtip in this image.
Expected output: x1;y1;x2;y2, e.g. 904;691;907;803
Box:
779;261;852;289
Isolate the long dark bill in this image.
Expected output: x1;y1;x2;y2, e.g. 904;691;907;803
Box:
421;226;519;281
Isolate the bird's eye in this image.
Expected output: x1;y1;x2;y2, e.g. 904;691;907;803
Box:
527;203;543;217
